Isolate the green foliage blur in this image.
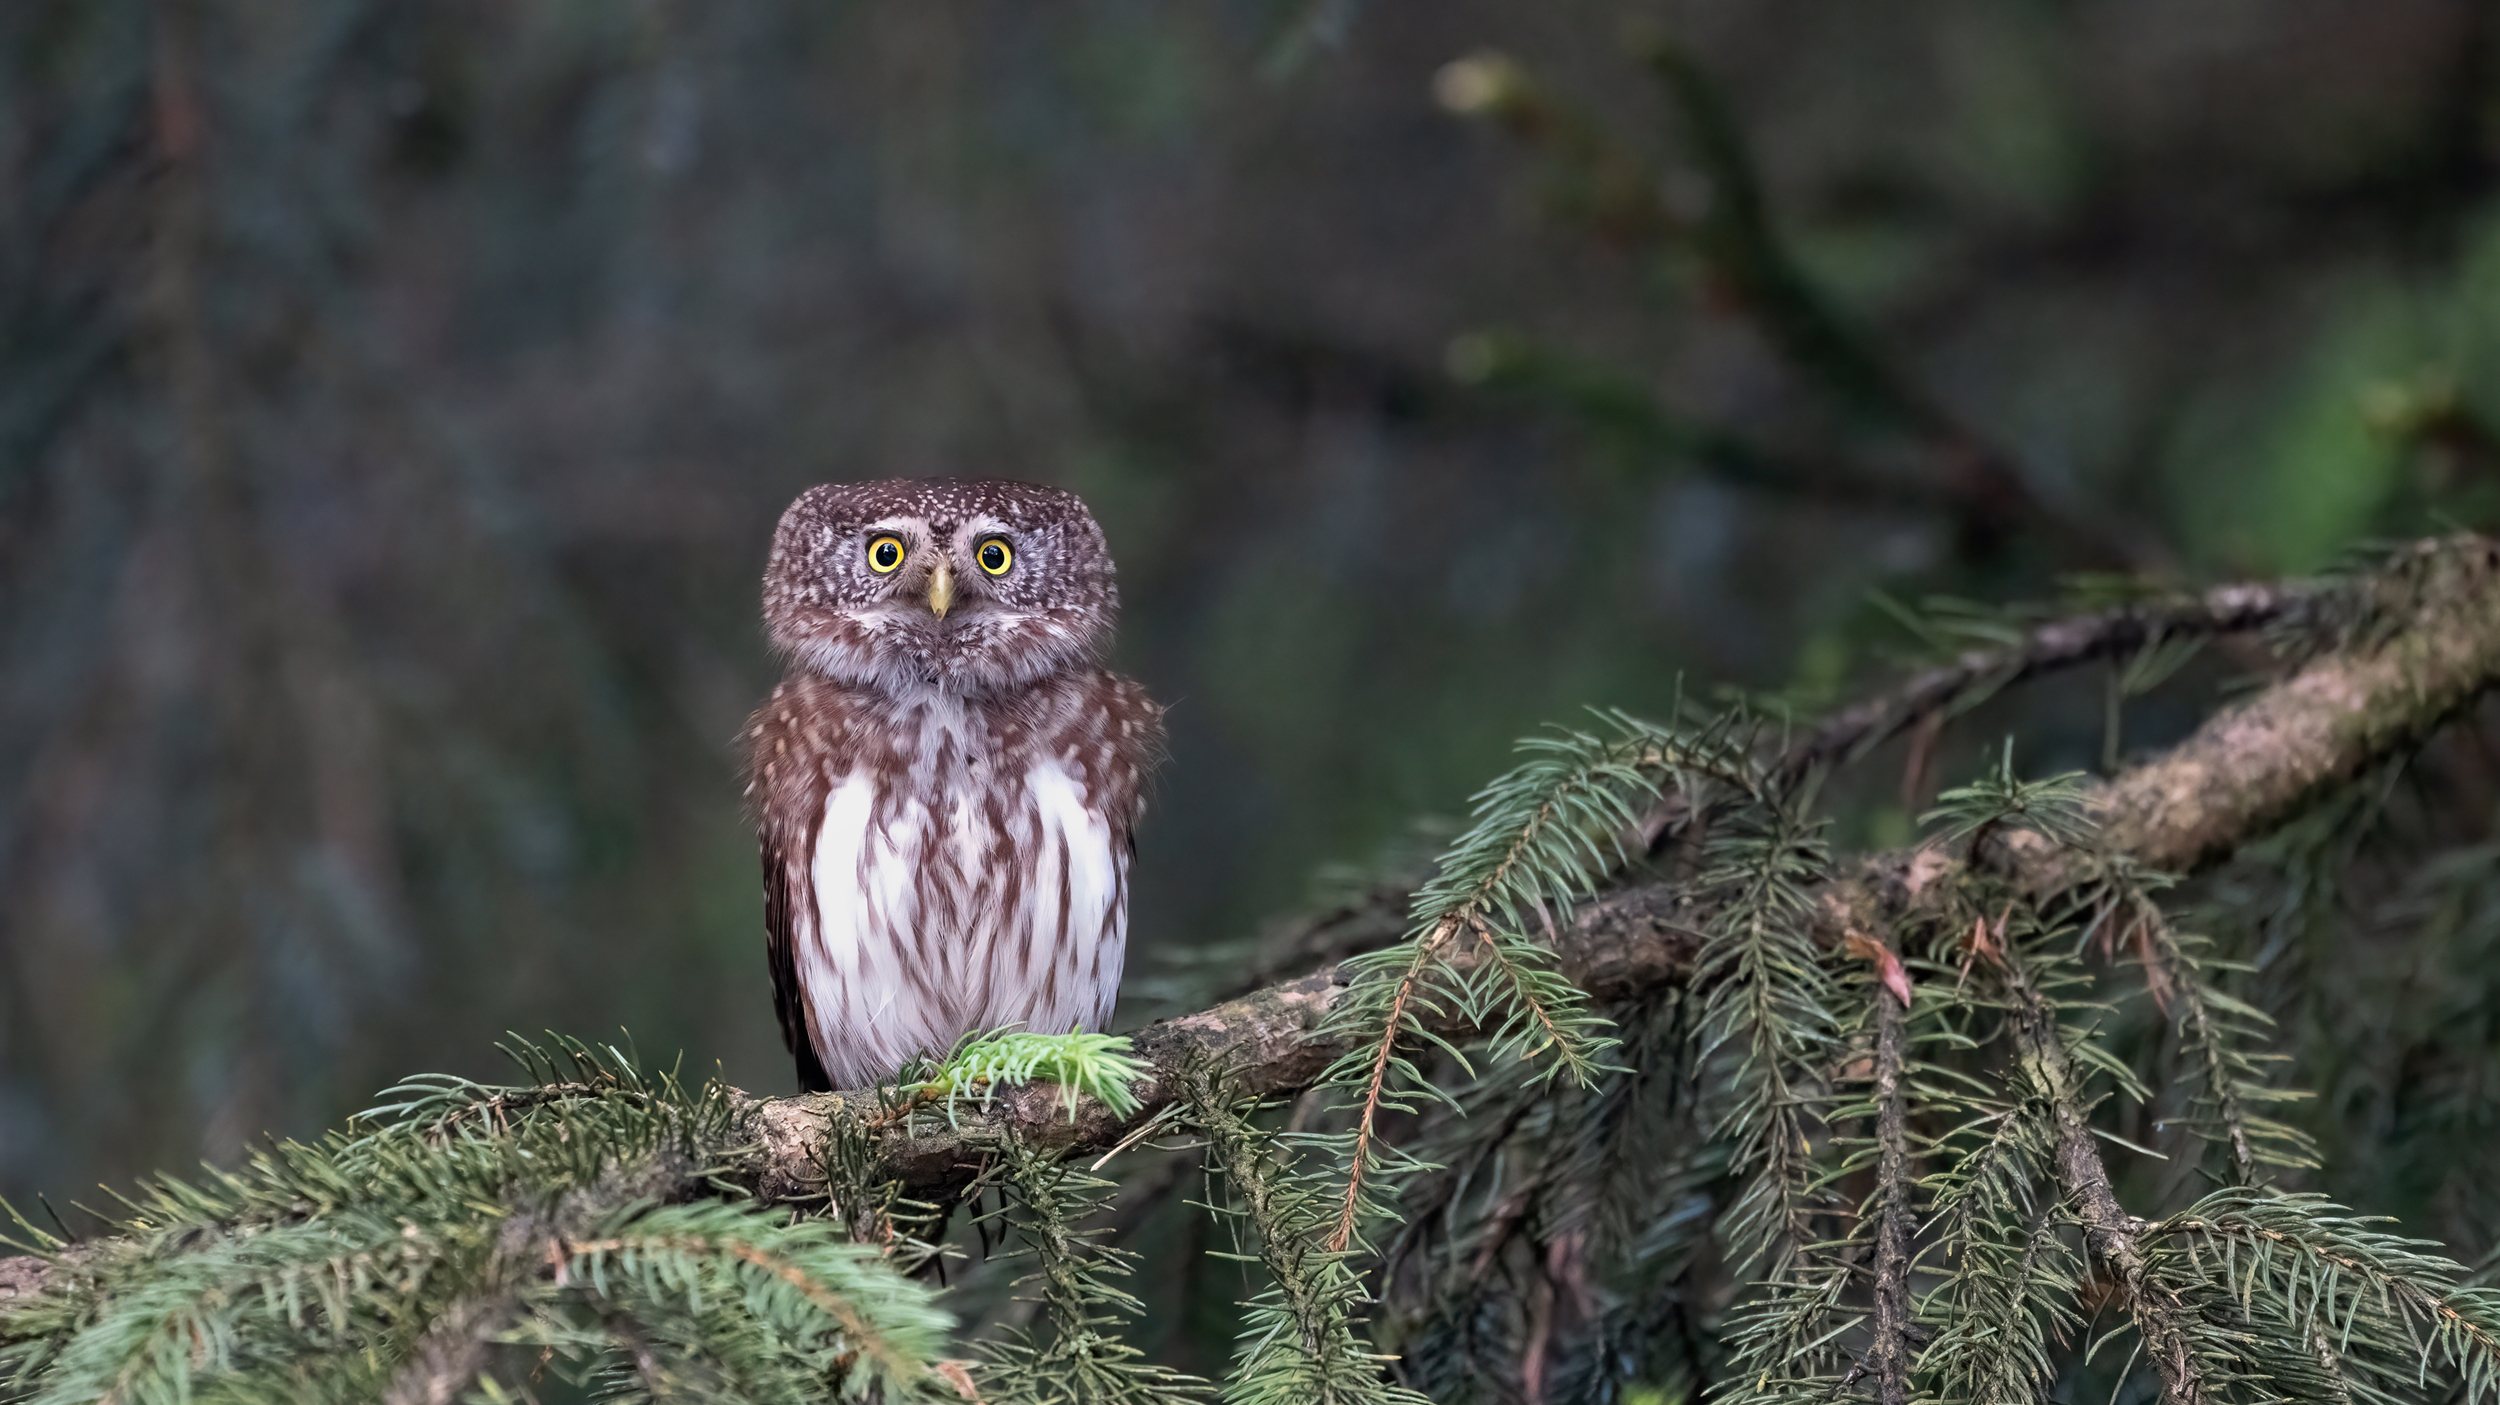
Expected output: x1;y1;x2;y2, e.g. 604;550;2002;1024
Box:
3;0;2497;1263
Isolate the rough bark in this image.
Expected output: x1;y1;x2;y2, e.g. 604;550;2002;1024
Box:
2093;537;2500;872
1865;952;1917;1405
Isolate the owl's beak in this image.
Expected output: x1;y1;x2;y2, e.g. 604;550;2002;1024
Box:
925;558;956;619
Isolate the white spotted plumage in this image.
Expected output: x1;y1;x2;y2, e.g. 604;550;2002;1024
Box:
794;724;1128;1089
749;478;1162;1093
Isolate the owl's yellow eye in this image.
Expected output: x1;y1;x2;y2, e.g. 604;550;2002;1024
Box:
866;535;905;574
976;539;1013;576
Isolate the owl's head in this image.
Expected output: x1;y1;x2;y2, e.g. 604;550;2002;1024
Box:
762;478;1120;696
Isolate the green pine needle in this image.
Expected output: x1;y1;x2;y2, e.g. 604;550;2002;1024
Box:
911;1030;1150;1122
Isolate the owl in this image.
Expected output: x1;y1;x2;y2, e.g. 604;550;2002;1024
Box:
745;478;1165;1093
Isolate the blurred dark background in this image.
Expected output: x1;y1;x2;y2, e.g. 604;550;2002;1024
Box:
4;0;2497;1213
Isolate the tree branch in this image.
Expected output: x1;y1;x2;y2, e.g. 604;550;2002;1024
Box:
752;537;2500;1205
11;538;2500;1308
2092;536;2500;873
1865;948;1916;1405
1775;576;2333;787
1214;566;2339;1009
2001;948;2201;1404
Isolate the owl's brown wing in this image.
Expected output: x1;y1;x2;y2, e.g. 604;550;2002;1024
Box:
1104;672;1168;835
751;679;843;1094
761;819;833;1093
1078;672;1168;1033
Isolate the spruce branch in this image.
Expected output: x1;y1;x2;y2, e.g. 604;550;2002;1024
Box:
15;538;2500;1403
1998;942;2204;1405
973;1134;1214;1405
2082;872;2316;1183
563;1223;925;1384
2151;1189;2500;1405
381;1287;520;1405
1715;1262;1861;1405
1915;1126;2079;1405
9;545;2491;1286
659;539;2500;1214
1314;716;1711;1254
1693;792;1837;1279
1173;1066;1428;1405
0;1038;956;1405
907;1031;1152;1125
2090;535;2500;876
1379;991;1718;1403
1167;552;2397;1019
1325;934;1440;1259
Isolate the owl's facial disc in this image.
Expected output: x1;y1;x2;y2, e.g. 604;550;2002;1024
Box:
764;479;1117;696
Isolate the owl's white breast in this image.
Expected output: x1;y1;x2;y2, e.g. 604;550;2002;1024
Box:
1017;759;1120;1008
794;728;1127;1089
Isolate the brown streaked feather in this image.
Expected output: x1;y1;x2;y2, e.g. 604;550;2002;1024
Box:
747;678;850;1094
745;667;1164;1091
762;823;832;1093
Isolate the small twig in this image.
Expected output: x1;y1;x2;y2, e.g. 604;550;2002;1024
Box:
1330;921;1448;1253
1775;579;2326;790
1330;753;1636;1253
1865;933;1918;1405
2000;949;2201;1405
1176;1064;1375;1405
